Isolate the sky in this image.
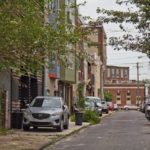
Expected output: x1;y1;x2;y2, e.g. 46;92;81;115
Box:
77;0;150;80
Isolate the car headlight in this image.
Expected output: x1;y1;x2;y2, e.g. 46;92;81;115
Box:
24;111;31;117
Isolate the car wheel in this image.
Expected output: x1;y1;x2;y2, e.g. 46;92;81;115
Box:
64;118;69;129
106;110;109;114
57;119;64;132
23;124;30;131
99;112;102;117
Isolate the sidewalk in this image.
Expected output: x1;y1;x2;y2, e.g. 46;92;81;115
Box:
0;121;90;150
0;112;112;150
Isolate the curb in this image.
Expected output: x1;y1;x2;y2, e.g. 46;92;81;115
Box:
37;124;91;150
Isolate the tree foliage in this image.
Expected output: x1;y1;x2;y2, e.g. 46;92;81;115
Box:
97;0;150;57
104;91;112;101
0;0;82;74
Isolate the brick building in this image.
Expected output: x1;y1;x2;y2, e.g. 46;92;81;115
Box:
104;65;145;106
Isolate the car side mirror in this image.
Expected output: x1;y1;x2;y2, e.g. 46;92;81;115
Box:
26;104;29;108
63;105;67;110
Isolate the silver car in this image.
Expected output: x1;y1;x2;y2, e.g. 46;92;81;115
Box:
85;96;102;116
101;100;109;113
23;96;69;132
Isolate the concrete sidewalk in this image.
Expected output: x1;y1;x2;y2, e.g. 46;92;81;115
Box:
0;112;112;150
0;121;90;150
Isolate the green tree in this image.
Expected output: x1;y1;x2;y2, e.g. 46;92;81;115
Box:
97;0;150;57
104;91;112;102
0;0;83;74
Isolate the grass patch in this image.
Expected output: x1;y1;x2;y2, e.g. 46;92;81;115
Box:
0;127;7;135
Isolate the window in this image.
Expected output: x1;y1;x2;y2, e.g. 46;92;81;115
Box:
126;96;131;104
136;96;141;105
67;11;71;24
116;69;120;77
107;68;110;78
111;68;115;78
127;97;131;101
117;90;120;95
121;69;124;78
124;69;128;78
127;90;130;96
49;0;58;12
116;97;121;104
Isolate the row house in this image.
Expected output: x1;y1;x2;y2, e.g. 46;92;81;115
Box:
0;1;107;129
104;65;145;106
86;21;107;98
0;0;77;128
73;20;107;101
45;0;76;112
0;70;42;128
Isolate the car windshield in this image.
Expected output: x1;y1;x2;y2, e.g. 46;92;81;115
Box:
95;99;101;103
85;97;101;103
85;101;94;107
30;98;61;108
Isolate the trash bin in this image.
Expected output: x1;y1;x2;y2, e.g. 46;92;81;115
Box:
75;112;83;125
11;112;23;129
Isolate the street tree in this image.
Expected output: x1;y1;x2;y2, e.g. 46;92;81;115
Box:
97;0;150;57
0;0;83;74
104;91;112;101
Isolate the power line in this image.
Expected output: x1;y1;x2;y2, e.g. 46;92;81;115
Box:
107;61;150;65
108;56;148;60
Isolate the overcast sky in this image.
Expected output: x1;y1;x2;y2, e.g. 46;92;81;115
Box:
77;0;150;80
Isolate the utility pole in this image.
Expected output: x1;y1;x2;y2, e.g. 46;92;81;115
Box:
137;62;140;105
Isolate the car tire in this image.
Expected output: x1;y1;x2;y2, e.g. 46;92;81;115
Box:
64;118;69;129
57;119;64;132
106;110;109;114
99;112;102;117
23;124;30;131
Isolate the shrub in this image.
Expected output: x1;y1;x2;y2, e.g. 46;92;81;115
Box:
70;114;75;122
83;110;101;124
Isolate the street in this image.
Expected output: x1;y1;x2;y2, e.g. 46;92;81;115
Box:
47;111;150;150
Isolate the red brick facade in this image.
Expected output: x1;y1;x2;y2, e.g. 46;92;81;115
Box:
104;66;145;106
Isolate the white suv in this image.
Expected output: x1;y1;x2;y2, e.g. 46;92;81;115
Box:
23;96;69;132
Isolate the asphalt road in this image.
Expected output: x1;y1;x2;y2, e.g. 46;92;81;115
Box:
46;111;150;150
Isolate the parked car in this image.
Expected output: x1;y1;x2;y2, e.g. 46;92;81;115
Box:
143;98;150;113
85;96;102;116
22;96;70;132
140;101;146;113
101;100;109;113
114;104;119;111
123;104;139;110
144;98;150;121
85;101;95;111
107;102;114;111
